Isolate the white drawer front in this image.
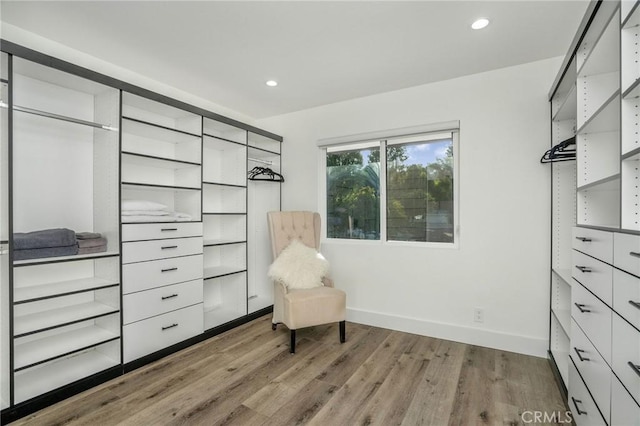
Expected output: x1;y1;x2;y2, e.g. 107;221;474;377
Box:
572;282;612;364
612;313;640;403
569;360;608;426
572;227;613;264
613;268;640;330
123;303;203;363
615;232;640;277
573;250;613;306
570;319;611;421
123;279;203;324
122;222;203;242
612;376;640;426
122;254;203;294
122;237;203;264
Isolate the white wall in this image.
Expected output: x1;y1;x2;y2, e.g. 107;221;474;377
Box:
258;57;561;357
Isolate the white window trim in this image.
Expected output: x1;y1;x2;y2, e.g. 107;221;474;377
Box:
319;125;460;248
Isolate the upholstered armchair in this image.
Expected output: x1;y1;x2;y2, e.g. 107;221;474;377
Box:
267;211;346;353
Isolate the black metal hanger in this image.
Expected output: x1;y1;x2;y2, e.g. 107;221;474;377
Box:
248;166;285;182
540;136;576;163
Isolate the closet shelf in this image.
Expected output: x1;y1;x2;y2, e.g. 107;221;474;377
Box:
552;84;577;122
11;104;118;131
14;302;119;337
204;306;244;330
248;145;280;157
122;116;201;138
552;268;573;287
622;147;640;161
203;239;247;247
623;77;640;100
14;277;119;304
202;132;247;146
576;173;620;192
14;326;119;371
203;181;247;189
13;251;119;267
14;350;118;404
551;308;571;337
122;152;201;168
576;91;620;135
203;212;247;216
204;266;246;280
622;1;640;29
121;182;201;192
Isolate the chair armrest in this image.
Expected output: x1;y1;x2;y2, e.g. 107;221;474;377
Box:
322;276;334;288
275;279;289;293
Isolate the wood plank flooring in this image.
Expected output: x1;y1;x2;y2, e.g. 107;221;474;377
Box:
10;315;567;425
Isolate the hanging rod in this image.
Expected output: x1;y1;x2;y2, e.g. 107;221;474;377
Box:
0;101;118;131
248;157;273;165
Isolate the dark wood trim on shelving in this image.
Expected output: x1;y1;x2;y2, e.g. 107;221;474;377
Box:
576;173;620;191
202;181;247;188
121;151;202;167
204;268;248;281
121;181;201;191
122;116;202;138
12;252;120;268
1;366;121;424
14;309;120;338
203;240;247;247
202;212;247;215
202;132;248;146
0;40;283;142
14;282;120;304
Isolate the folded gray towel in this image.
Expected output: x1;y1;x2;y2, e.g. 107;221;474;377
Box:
14;245;79;261
78;245;107;255
14;228;76;250
77;237;107;249
76;232;102;240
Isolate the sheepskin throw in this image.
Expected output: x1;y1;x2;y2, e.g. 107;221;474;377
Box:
268;239;329;289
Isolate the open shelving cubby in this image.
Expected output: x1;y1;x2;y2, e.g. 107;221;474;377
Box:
10;56;121;403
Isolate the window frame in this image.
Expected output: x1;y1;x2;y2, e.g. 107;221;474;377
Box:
319;127;460;249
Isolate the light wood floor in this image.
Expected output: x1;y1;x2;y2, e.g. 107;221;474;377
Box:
11;315;567;425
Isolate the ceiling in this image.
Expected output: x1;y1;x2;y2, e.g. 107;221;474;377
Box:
0;1;589;119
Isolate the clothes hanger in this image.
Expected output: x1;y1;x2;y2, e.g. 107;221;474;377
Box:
540;136;576;164
248;166;285;182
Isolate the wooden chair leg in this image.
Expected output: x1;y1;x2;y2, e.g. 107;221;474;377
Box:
339;320;346;343
272;323;277;331
290;329;296;354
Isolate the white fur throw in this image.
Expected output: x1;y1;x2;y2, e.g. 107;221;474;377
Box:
268;239;329;289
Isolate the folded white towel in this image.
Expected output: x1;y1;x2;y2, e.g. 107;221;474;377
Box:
121;200;168;211
121;210;170;216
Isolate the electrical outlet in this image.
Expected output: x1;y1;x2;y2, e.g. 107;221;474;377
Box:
474;308;484;323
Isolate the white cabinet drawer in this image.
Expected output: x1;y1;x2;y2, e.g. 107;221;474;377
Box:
572;227;613;264
123;303;203;363
122;222;203;242
612;376;640;426
613;268;640;330
570;319;611;421
123;279;203;324
569;360;607;426
122;254;203;294
122;237;203;264
573;250;613;306
615;232;640;277
572;282;612;364
612;313;640;403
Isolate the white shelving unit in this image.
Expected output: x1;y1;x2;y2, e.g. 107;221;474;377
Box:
248;132;282;313
0;51;9;411
10;56;121;404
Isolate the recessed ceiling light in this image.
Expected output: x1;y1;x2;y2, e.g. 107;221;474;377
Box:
266;80;278;87
471;18;490;30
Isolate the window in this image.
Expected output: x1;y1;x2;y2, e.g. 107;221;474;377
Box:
324;129;458;244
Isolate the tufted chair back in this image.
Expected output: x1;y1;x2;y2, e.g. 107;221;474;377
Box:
267;211;321;260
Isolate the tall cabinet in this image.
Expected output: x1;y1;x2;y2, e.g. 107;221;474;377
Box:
549;1;640;424
0;41;282;423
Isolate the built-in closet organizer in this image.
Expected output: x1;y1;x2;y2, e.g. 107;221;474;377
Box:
10;56;121;404
0;51;9;412
548;1;640;424
120;93;204;363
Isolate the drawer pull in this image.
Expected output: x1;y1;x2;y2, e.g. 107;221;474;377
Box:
574;303;591;313
629;361;640;378
161;267;178;273
629;300;640;310
571;397;587;416
161;245;178;250
161;228;178;232
575;237;592;242
630;251;640;259
575;265;592;273
162;323;178;331
161;294;178;300
573;348;590;362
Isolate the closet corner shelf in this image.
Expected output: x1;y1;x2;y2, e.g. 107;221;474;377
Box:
122;151;201;168
204;266;247;280
203;239;247;247
576;90;620;135
203;181;247;189
576;173;620;192
13;251;120;267
122;116;201;138
14;277;120;304
121;182;201;192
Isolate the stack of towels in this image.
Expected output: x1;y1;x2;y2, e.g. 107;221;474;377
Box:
121;200;192;223
13;228;108;261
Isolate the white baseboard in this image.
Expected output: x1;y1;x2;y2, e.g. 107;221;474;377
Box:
346;307;548;358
